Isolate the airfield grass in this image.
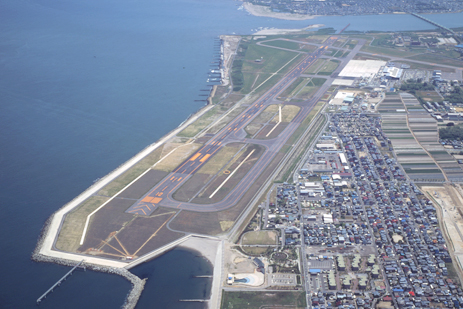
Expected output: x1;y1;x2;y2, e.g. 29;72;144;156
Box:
406;53;463;68
56;196;110;252
178;105;227;137
208;105;248;134
261;39;301;51
242;44;299;75
271;105;300;123
317;60;340;75
245;104;279;135
197;144;244;175
97;146;164;197
304;58;325;74
154;143;202;172
278;77;309;99
221;291;307;309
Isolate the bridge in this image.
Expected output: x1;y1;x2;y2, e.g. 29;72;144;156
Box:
410;13;455;35
37;260;85;304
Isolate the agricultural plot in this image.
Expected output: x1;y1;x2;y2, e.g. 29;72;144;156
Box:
379;94;444;181
399;93;463;181
400;92;426;114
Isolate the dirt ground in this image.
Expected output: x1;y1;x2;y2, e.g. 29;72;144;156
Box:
422;185;463;283
224;242;257;274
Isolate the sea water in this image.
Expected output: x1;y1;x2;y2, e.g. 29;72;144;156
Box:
1;0;462;307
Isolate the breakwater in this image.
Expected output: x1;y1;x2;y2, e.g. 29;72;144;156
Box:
32;215;145;309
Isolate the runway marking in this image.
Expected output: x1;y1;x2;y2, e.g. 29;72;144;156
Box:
199;153;211;163
209;149;255;199
114;235;130;256
151;197;162;204
170;176;175;181
189;153;201;161
101;239;126;256
132;213;175;256
177;177;183;182
141;196;154;203
266;121;281;137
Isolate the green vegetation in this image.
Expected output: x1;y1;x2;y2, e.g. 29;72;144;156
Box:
316;27;336;35
178;106;226;137
231;59;245;91
221;291;307;309
440;126;463;140
311;78;326;86
400;81;435;93
445;86;463;104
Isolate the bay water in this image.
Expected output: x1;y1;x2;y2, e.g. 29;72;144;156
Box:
1;0;462;307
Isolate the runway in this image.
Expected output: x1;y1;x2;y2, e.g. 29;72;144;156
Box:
125;37;338;215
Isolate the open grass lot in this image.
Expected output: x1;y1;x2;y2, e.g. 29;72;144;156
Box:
242;44;299;75
416;90;443;102
97;146;163;197
154;143;202;172
178;105;227;137
221;291;307;309
317;60;339;75
242;230;277;245
56;196;110;252
406;53;463;68
361;43;419;58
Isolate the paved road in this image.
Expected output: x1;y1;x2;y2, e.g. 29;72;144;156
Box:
125;37;341;215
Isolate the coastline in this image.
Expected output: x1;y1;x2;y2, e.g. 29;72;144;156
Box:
243;3;319;20
31;103;217;307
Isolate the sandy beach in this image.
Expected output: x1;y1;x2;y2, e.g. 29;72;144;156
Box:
244;3;319;20
179;237;223;309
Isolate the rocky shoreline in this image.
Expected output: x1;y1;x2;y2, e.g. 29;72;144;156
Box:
32;213;145;309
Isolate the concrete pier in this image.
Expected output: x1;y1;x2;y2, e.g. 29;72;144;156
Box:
37;260;84;304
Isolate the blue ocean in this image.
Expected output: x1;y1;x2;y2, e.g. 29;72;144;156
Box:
1;0;462;307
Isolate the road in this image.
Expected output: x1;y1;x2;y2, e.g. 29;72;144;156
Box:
125;37;341;215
